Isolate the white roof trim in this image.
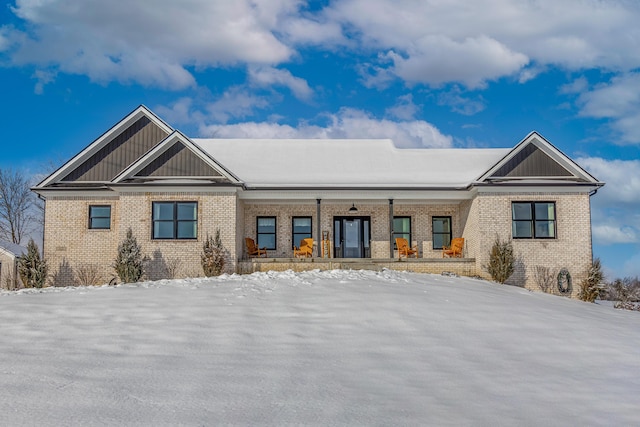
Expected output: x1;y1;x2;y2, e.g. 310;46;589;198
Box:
112;131;241;184
477;131;601;184
35;105;174;188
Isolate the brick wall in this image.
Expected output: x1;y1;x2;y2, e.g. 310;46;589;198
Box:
44;191;237;286
471;191;593;296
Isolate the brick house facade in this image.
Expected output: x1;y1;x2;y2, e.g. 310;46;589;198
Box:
34;106;603;296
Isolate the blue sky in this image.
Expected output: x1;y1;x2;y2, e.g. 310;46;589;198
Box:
1;0;639;279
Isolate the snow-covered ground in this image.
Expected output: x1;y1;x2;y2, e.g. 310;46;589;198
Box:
1;270;638;426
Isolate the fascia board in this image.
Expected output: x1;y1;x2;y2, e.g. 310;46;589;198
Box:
475;184;601;193
107;185;240;193
36;105;174;188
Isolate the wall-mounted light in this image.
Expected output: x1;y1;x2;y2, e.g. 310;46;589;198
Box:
349;203;358;212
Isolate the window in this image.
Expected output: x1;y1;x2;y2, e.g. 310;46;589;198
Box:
432;216;452;250
512;202;556;239
292;217;312;248
89;205;111;229
152;202;197;239
257;216;276;250
393;216;411;248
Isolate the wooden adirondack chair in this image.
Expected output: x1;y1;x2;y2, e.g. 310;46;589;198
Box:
396;237;418;259
245;237;267;258
442;237;464;258
293;238;314;258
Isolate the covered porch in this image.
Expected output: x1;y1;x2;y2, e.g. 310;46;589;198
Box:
237;192;475;264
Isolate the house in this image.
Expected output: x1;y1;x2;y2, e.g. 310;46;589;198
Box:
0;240;26;290
33;105;603;295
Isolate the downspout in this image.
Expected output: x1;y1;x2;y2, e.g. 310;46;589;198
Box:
389;199;394;258
316;199;321;257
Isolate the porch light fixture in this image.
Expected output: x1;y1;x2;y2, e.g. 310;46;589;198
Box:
349;203;358;212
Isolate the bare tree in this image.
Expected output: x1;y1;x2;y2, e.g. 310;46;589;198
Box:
0;168;36;244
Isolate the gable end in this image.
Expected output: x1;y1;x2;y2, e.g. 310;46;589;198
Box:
490;142;573;178
61;116;169;182
135;142;224;178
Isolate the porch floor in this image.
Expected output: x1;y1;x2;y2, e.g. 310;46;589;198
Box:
237;257;477;277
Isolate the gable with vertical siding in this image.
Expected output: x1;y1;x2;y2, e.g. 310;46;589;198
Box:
61;116;169;182
489;141;573;178
135;141;224;178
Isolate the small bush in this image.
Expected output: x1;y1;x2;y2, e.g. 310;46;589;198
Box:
578;258;604;302
18;239;48;288
113;228;144;283
533;265;556;294
202;229;226;277
74;263;104;286
485;236;514;284
165;257;183;279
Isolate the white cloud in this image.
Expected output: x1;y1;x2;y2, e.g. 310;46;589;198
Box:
385;94;420;120
248;66;314;101
32;69;56;94
386;35;529;89
578;157;640;205
6;0;297;89
154;97;197;126
437;86;485;116
592;224;638;245
577;156;640;246
199;107;452;148
576;73;640;143
5;0;640;91
559;76;589;95
324;0;640;74
205;87;271;124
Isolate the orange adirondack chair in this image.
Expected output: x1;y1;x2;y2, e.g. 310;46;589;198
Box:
442;237;464;258
293;238;314;258
245;237;267;258
396;237;418;259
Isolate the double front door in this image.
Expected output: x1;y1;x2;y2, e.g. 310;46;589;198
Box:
333;216;371;258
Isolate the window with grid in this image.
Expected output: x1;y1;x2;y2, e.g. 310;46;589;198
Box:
432;216;452;250
88;205;111;229
512;202;556;239
152;202;197;239
257;216;277;250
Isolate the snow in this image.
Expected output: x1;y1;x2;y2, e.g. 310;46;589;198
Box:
192;138;510;187
1;269;638;425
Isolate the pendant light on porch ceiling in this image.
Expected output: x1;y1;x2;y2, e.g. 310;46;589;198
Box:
349;203;358;212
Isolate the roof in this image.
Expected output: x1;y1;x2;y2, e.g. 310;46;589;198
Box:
0;240;27;258
32;106;603;193
193;138;511;188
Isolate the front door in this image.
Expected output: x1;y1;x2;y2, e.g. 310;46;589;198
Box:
333;216;371;258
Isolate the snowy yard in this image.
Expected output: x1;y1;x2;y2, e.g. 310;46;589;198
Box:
1;270;639;426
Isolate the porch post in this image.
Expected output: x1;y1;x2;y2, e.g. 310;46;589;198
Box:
389;199;394;258
316;199;321;257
